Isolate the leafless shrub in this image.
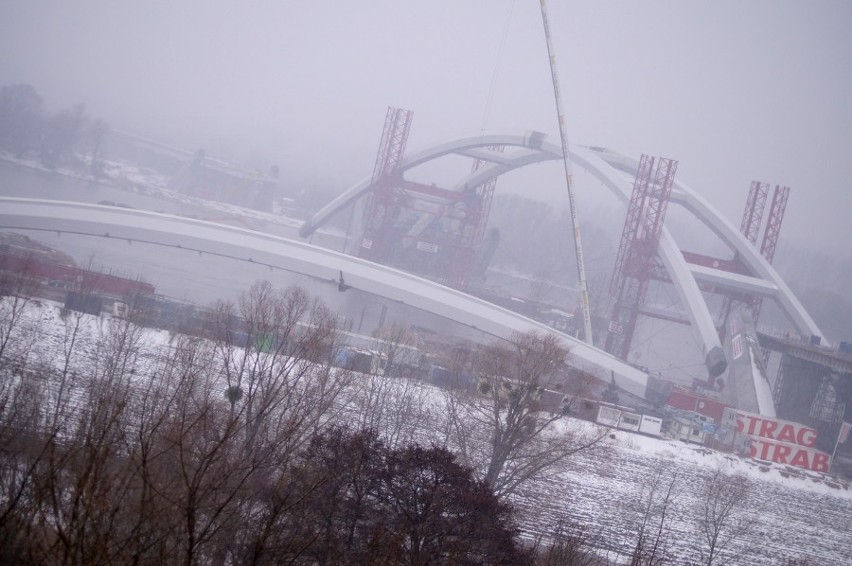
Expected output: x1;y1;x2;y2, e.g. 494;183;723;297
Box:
624;461;681;566
695;465;754;565
0;264;43;367
348;373;433;449
533;515;604;566
370;322;422;379
210;281;351;453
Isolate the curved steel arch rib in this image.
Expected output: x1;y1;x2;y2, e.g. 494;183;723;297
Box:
298;132;561;239
300;133;823;376
0;197;649;399
586;148;823;341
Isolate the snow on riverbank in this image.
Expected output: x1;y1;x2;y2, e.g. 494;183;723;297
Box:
3;297;851;564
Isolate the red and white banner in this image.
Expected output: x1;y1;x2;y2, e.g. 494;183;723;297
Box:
746;437;830;472
729;409;830;472
732;410;818;447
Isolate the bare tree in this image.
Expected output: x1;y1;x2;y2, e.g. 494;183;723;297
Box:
0;279;648;564
0;84;44;157
534;514;603;566
348;372;433;450
0;351;47;563
86;118;109;176
0;268;54;562
19;306;146;563
370;322;421;378
339;321;434;449
625;461;681;566
153;339;246;566
439;331;608;497
40;103;87;169
695;466;754;565
223;282;350;449
0;257;40;364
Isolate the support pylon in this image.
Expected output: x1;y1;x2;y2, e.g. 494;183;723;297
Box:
718;181;770;337
751;185;790;321
359;107;414;262
605;154;678;361
446;146;505;289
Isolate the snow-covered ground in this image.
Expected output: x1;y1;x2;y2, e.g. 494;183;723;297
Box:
3;156;851;563
516;425;851;564
3;297;850;565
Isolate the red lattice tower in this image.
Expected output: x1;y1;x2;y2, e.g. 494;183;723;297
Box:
741;181;770;244
605;154;678;360
750;184;790;321
718;181;770;335
445;145;505;289
760;184;790;263
359;107;414;262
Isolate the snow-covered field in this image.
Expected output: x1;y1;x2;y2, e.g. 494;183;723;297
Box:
3;298;850;565
516;426;851;564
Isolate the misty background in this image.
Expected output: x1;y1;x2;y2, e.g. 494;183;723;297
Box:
2;0;851;340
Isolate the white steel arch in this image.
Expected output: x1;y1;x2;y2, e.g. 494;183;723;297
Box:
299;133;823;376
0;197;649;399
586;147;822;340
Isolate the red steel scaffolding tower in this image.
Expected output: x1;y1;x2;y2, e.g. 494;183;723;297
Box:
741;181;770;245
358;107;499;289
360;107;414;262
605;154;678;361
716;182;789;336
754;184;790;320
760;185;790;264
444;147;504;288
718;181;769;333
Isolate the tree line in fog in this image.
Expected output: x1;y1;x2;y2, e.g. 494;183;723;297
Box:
0;83;109;174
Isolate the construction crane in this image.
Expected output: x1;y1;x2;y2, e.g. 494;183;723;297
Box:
538;0;593;344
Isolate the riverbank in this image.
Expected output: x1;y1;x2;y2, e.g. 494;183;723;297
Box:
0;151;305;232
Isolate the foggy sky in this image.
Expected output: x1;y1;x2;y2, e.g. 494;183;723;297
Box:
1;1;851;257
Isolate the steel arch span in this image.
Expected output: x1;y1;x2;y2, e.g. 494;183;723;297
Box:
300;132;823;377
0;197;649;399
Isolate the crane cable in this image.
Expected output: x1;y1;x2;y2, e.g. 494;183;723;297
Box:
538;0;594;345
481;0;516;132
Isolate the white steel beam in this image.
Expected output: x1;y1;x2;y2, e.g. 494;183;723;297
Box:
0;197;650;399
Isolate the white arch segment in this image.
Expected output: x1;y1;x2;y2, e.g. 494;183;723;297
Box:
587;147;822;340
0;197;649;399
299;133;824;375
298;132;554;239
568;147;727;374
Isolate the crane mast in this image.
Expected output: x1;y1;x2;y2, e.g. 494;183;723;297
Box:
538;0;594;345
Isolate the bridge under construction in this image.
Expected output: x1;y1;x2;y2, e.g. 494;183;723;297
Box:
1;122;847;450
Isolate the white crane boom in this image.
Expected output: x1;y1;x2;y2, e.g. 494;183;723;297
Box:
538;0;594;344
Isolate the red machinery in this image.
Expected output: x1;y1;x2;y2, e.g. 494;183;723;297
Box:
358;107;500;289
